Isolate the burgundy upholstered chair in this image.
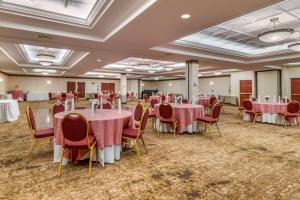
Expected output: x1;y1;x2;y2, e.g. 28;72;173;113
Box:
122;109;149;161
209;96;217;109
94;93;99;99
278;101;300;126
217;95;225;113
48;92;54;101
236;98;244;117
182;98;188;104
61;92;67;102
143;94;149;105
53;103;65;116
26;107;54;161
149;99;159;128
243;99;262;124
196;103;222;137
158;103;178;137
97;102;112;109
58;113;98;177
161;95;166;102
134;103;144;128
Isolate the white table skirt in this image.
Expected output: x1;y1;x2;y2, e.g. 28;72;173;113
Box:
0;100;20;123
53;142;121;166
26;93;49;101
0;94;12;100
155;118;204;133
243;113;297;125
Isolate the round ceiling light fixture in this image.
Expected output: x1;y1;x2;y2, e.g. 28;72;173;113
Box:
125;67;134;72
257;18;294;43
181;14;191;19
99;75;104;78
41;72;49;75
164;67;173;71
288;42;300;51
37;54;55;66
148;70;156;73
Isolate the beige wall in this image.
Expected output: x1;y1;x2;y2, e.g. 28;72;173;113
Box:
231;71;255;99
0;72;8;93
257;71;280;101
6;76;120;94
157;79;185;94
127;79;139;95
199;76;231;95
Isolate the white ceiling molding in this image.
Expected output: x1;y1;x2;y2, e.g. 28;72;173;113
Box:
22;68;65;76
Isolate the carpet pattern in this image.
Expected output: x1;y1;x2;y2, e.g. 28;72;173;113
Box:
1;101;300;199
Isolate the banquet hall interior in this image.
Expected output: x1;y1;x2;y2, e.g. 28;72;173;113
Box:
2;0;300;199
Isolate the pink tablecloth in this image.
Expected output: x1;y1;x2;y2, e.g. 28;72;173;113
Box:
198;97;210;106
154;103;204;133
54;109;134;148
252;102;287;113
11;90;23;100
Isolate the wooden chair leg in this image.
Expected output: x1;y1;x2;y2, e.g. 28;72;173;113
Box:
157;122;161;137
207;124;213;138
134;141;142;162
88;146;95;175
216;123;221;136
253;114;257;124
140;136;148;154
27;140;38;162
173;125;176;138
58;147;64;177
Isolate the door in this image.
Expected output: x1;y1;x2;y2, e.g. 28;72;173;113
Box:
77;82;85;98
291;78;300;101
67;82;76;94
240;80;252;105
101;83;115;92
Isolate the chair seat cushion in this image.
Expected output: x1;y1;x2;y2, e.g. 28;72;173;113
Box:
34;128;54;138
245;110;262;115
278;112;299;117
148;111;156;118
122;128;139;139
197;116;217;123
64;135;96;149
160;119;175;124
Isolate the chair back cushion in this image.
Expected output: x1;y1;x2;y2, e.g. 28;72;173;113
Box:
26;107;36;131
53;103;65;116
209;96;217;105
182;98;188;104
140;109;149;134
143;94;148;100
243;99;253;111
212;103;222;119
159;104;173;119
61;113;88;141
102;102;112;109
162;95;166;101
94;93;99;99
48;92;52;98
134;103;144;121
150;99;159;108
287;101;300;114
61;92;67;98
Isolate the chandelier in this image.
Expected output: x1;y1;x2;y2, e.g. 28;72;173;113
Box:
257;18;294;43
37;54;55;66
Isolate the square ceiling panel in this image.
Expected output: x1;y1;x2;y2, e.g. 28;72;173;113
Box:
0;0;108;26
19;44;72;66
174;0;300;58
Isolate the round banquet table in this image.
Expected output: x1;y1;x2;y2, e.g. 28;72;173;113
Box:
154;103;205;133
198;97;210;106
243;102;296;125
53;109;134;165
149;95;160;102
0;100;20;123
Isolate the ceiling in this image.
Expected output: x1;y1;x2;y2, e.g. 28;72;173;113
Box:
1;0;299;80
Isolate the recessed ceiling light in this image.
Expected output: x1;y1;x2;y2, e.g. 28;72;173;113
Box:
165;67;173;71
41;72;49;75
198;74;202;77
181;14;191;19
214;72;222;75
209;81;214;85
168;83;172;86
97;59;101;62
47;80;51;84
125;68;134;72
0;78;4;82
99;75;104;78
148;70;155;73
154;77;159;80
116;75;121;78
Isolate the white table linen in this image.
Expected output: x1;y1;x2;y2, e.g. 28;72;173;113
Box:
26;93;49;101
0;100;20;123
0;94;12;100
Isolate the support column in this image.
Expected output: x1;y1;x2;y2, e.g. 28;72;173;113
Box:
185;60;199;101
120;74;127;103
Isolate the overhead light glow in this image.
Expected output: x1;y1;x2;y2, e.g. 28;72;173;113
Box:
0;78;4;82
181;14;191;19
165;67;173;71
97;59;101;62
33;69;57;73
148;70;155;73
214;72;223;75
284;62;300;66
125;68;134;72
154;77;159;80
288;43;300;51
47;80;51;84
99;75;104;78
116;75;121;78
41;72;49;75
209;81;214;85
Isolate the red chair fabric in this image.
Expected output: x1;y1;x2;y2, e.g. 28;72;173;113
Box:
94;93;99;99
159;104;173;119
134;103;144;122
182;98;188;104
162;95;166;102
243;99;262;124
278;101;300;126
123;109;149;139
61;92;67;101
35;128;55;138
53;103;65;116
150;99;159;108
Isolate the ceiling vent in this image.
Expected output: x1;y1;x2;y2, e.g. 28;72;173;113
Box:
37;33;53;41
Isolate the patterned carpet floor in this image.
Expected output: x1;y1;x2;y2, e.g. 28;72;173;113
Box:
1;100;300;199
